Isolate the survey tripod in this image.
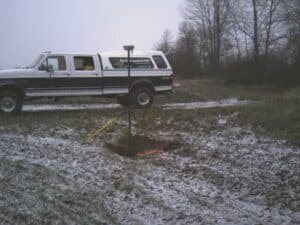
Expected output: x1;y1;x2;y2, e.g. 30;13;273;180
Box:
124;45;135;150
84;45;135;148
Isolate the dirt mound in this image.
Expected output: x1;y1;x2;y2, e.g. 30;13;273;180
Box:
105;135;182;157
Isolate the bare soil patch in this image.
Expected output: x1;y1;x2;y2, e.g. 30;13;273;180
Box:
105;135;182;157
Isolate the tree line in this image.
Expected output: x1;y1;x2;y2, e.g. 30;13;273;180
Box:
155;0;300;85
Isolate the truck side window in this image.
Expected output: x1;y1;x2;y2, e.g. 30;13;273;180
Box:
109;57;153;69
39;56;66;71
153;55;167;69
74;56;95;71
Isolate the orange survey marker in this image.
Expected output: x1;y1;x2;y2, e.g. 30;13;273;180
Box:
136;149;164;157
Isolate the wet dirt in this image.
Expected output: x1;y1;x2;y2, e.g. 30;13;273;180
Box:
0;106;299;225
105;135;182;157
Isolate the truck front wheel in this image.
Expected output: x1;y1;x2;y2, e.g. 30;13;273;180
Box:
0;91;23;115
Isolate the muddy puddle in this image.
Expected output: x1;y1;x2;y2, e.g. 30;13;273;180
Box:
105;135;182;157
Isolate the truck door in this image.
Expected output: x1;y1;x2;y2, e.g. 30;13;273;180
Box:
68;55;103;96
28;55;71;96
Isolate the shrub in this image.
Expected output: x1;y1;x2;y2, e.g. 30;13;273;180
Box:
222;56;300;86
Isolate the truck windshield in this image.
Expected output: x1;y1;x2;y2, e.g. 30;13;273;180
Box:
29;55;44;68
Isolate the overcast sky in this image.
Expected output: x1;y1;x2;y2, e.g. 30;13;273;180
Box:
0;0;183;68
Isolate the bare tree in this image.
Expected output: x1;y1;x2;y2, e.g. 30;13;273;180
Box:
232;0;287;59
175;22;200;77
265;0;275;55
184;0;231;71
154;29;173;54
282;0;300;62
155;0;299;83
252;0;260;60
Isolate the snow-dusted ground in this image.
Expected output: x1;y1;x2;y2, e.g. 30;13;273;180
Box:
22;103;120;112
0;108;299;225
163;98;250;110
22;98;250;112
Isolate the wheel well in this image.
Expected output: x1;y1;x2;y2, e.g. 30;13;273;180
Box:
0;85;24;97
130;81;154;93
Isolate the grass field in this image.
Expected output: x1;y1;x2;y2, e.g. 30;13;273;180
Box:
166;79;300;146
0;79;299;225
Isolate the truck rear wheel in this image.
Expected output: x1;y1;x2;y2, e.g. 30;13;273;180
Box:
133;87;153;108
0;91;23;115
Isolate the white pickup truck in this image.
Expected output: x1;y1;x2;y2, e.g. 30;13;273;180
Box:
0;51;173;114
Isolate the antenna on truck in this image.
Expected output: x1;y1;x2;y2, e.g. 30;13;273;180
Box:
123;45;135;151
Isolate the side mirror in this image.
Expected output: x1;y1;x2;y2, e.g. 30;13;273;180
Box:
47;65;54;74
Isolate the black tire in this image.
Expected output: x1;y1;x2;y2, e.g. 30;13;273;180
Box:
117;96;130;107
0;91;23;115
133;87;153;108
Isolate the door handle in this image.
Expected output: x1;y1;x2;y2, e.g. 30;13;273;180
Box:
63;73;71;76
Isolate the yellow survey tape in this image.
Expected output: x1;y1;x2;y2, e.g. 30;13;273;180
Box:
84;117;119;144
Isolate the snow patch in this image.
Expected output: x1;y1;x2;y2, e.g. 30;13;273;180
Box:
23;103;120;112
163;98;250;110
22;98;252;112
